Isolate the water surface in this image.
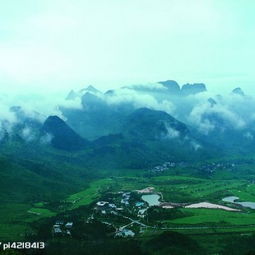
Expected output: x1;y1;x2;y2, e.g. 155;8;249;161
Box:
222;196;255;209
142;194;160;206
222;196;239;203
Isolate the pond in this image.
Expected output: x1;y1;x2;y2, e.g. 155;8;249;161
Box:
222;196;255;209
222;196;239;203
237;201;255;209
142;194;160;206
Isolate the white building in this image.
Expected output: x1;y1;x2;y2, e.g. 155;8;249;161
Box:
65;222;73;229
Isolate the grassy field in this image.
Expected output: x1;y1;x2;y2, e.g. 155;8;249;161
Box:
27;208;56;218
109;175;250;203
2;170;255;242
231;184;255;202
60;174;255;231
0;204;35;240
65;178;114;209
166;208;255;225
0;202;60;240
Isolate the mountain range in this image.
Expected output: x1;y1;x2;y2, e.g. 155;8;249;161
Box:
1;79;255;234
0;80;254;169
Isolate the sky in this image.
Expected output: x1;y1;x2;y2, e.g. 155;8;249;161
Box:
0;0;254;95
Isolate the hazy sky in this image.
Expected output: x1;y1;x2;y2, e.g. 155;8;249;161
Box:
0;0;254;95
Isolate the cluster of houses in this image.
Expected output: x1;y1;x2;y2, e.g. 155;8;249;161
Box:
52;221;73;236
94;192;134;216
199;162;236;174
94;194;137;238
150;161;239;175
121;192;131;206
149;161;178;173
115;228;135;238
95;200;123;215
95;192;133;215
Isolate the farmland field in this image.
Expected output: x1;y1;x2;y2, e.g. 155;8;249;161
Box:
2;164;255;255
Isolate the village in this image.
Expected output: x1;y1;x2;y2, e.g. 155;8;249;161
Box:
51;183;243;239
148;160;239;176
52;188;155;238
198;161;237;174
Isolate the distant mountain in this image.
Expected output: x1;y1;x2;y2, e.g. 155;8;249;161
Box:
104;89;115;96
158;80;181;94
124;108;189;141
181;83;207;95
3;80;253;168
80;85;101;94
51;81;255;160
42;116;89;151
81;92;106;110
93;134;124;147
0;106;43;144
75;108;208;168
193;108;255;154
126;80;207;97
66;85;101;100
232;87;245;96
66;90;79;100
208;98;217;107
62;91;135;140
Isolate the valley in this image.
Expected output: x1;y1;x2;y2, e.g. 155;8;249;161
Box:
2;159;255;254
1;83;255;254
1;0;255;253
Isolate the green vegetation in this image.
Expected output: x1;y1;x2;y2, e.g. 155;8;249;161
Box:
167;208;255;225
0;204;32;240
27;208;56;218
66;179;113;208
2;155;255;254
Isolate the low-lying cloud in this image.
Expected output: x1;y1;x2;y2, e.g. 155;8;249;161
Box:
104;86;176;115
0;90;83;140
1;81;255;141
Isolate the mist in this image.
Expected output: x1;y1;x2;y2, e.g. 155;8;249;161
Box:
0;0;255;140
0;0;254;94
1;80;255;141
